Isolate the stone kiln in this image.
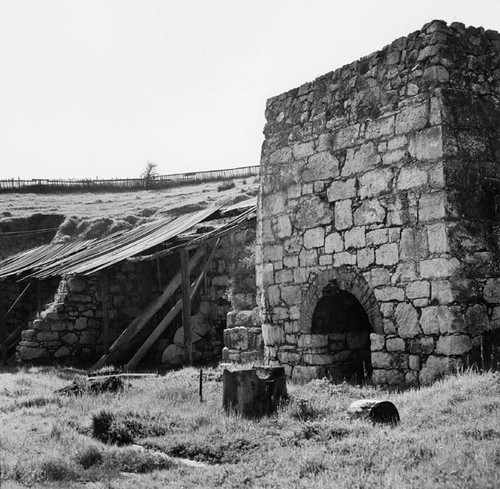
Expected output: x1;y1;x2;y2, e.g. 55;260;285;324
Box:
256;20;500;386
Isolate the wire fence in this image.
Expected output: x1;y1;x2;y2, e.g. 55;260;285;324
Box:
0;165;260;193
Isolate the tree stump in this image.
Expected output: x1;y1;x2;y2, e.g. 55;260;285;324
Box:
223;365;287;418
347;399;400;425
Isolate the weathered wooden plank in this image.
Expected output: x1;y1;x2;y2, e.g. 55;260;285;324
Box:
101;274;109;353
5;281;32;317
124;238;220;371
180;248;192;365
0;281;7;365
92;246;206;370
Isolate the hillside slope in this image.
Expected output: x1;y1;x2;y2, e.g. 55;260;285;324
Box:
0;177;258;259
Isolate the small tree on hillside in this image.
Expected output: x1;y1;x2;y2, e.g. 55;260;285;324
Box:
142;161;158;187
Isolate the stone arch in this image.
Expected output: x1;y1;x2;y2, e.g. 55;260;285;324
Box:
299;266;382;382
300;266;383;334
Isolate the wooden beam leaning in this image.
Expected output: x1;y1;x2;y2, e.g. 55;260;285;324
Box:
124;238;221;371
101;274;109;353
92;246;206;370
0;280;6;365
180;248;192;365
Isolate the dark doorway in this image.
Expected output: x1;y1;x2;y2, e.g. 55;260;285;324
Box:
312;290;372;383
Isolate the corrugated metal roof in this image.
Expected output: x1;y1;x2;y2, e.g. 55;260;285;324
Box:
0;206;222;280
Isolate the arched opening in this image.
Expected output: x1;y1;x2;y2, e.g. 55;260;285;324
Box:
311;290;372;383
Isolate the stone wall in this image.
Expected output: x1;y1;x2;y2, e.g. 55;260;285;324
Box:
16;226;255;367
2;277;60;339
257;20;500;386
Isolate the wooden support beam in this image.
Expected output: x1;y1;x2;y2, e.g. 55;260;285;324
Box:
124;238;220;371
0;281;7;365
101;274;109;353
36;279;41;313
155;257;162;292
180;248;192;365
6;281;32;317
93;246;206;370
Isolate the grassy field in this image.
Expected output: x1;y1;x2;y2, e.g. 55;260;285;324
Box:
0;178;258;223
1;367;499;489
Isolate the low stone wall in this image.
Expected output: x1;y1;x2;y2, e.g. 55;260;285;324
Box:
16;224;257;367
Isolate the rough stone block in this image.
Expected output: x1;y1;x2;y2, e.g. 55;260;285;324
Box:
359;168;393;199
262;323;285;346
357;248;375;269
395;302;421;338
224;327;249;351
74;317;88;330
67;277;86;293
408;126;443;161
409;355;420;370
395;103;429;134
327;178;356;202
303;152;339;182
387;370;405;386
303;353;334;365
295;196;334;229
19;347;49;361
303;227;325;249
292;141;315;159
400;228;428;261
392;262;418;284
419;192;447;222
365;115;395;139
375;243;399;266
227;310;254;328
54;346;70;358
344;226;366;249
406;281;430;299
431;280;454;304
397;167;428;190
298;334;329;348
484;279;500;303
370;333;385;351
435;335;472;355
325;232;344;253
372;352;393;369
367;229;388;246
342;142;380;176
420;258;460;279
335;199;353;230
420;306;451;335
371;369;387;385
281;285;302;306
334;251;357;267
353;199;386;225
292;365;325;383
162;344;184;365
427;222;448;253
375;286;405;302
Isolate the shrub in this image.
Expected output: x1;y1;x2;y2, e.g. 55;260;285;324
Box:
92;410;134;445
76;445;103;469
217;180;236;192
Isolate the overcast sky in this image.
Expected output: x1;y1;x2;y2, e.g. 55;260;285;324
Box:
1;1;499;179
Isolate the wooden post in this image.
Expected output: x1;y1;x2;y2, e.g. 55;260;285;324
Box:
180;248;192;365
101;274;109;353
36;279;41;313
0;281;7;365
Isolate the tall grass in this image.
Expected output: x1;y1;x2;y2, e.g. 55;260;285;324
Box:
0;366;499;488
